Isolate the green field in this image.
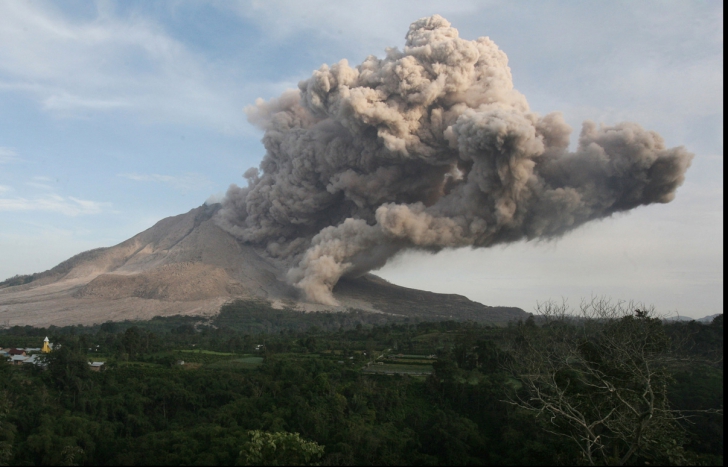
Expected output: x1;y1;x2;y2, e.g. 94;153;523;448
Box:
205;356;264;370
117;361;163;368
363;363;433;375
383;358;434;364
178;349;236;356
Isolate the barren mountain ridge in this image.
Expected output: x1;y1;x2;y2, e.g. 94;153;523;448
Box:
0;204;527;326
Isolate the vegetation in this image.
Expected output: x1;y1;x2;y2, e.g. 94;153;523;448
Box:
0;301;722;465
508;299;721;465
239;430;325;466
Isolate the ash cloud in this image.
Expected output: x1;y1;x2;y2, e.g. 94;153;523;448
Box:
216;15;693;305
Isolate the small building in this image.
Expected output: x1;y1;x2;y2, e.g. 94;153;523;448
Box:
22;355;40;366
42;337;52;353
4;351;45;367
88;362;105;372
10;355;28;365
8;349;26;357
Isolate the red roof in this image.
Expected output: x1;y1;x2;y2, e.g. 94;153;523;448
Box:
8;349;26;356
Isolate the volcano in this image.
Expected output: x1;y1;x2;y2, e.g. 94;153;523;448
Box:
0;204;527;326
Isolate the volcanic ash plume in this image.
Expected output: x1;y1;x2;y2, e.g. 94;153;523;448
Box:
216;15;693;305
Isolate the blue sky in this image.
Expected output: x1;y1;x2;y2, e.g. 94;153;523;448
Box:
0;1;722;317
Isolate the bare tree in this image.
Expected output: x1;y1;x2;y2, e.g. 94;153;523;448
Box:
506;297;694;466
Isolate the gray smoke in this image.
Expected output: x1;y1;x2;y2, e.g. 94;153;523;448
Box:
216;15;693;305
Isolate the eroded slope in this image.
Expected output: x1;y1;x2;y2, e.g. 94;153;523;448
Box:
0;204;526;326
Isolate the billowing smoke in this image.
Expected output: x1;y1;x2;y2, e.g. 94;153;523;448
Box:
216;15;693;305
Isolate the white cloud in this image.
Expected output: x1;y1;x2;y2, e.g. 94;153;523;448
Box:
67;196;107;214
25;176;56;191
0;185;12;193
118;172;212;191
25;182;53;190
0;147;20;164
222;0;491;65
0;194;109;216
0;1;248;132
43;92;133;111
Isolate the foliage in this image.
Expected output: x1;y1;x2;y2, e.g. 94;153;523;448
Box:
0;305;721;466
45;337;92;406
0;390;13;466
508;299;720;466
237;430;324;466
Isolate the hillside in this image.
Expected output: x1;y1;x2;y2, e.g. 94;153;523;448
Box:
0;204;527;326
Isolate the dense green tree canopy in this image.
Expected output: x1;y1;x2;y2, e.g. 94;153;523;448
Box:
0;303;722;465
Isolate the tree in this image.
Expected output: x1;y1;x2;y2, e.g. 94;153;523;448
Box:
237;430;325;466
45;337;91;407
99;321;117;334
507;298;693;466
121;326;157;359
0;391;12;466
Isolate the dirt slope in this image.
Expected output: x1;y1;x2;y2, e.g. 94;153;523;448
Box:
0;204;527;326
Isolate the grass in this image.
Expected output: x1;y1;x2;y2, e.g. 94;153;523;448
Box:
412;332;443;342
363;363;433;375
270;353;321;359
118;361;163;368
205;356;263;370
384;358;434;365
235;357;264;364
178;349;236;356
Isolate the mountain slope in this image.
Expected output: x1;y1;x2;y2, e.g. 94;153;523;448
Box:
0;204;527;326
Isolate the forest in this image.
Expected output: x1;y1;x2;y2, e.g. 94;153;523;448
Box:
0;299;723;466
